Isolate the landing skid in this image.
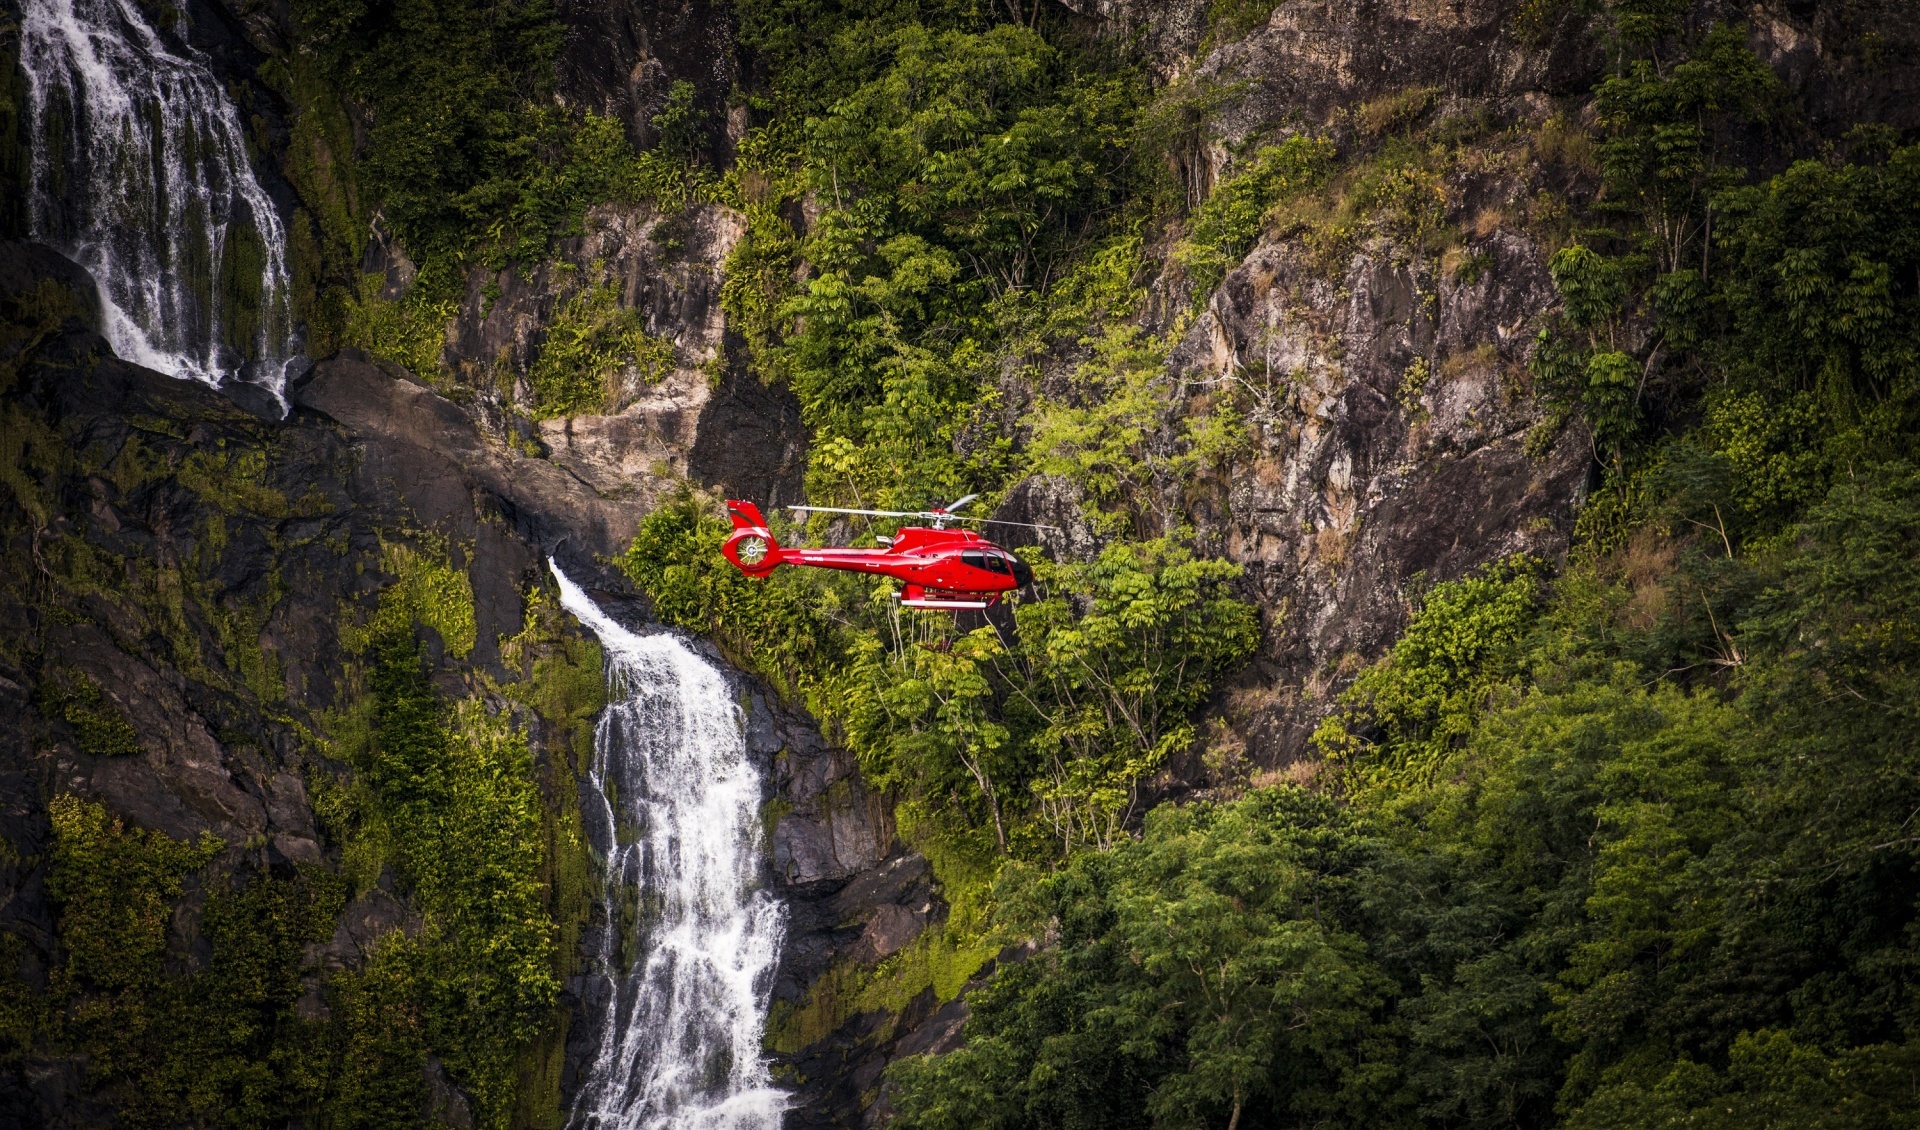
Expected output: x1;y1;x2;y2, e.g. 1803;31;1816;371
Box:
898;585;996;611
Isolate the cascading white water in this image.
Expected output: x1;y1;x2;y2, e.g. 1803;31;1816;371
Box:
551;563;787;1130
19;0;298;399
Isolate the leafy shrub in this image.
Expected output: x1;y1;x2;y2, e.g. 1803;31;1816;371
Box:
1176;136;1335;294
529;276;676;418
1314;558;1543;793
889;788;1389;1130
36;669;143;756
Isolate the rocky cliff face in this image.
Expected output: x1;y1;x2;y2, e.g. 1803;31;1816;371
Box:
551;0;741;158
1170;229;1589;762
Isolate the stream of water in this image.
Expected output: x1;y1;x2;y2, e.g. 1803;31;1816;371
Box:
20;0;298;399
551;563;787;1130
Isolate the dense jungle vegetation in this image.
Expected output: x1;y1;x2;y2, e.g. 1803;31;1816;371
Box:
8;0;1917;1123
629;3;1918;1128
307;0;1917;1121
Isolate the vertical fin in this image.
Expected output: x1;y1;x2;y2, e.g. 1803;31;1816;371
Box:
726;500;769;531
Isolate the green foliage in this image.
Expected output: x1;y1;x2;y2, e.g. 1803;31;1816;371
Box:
1028;323;1249;533
766;928;999;1054
290;0;710;343
650;80;709;164
892;462;1920;1130
1570;1030;1920;1130
177;446;293;519
1347;157;1452;251
340;270;457;381
623;6;1268;995
1703;146;1920;494
1523;20;1917;526
734;0;984;121
1545;137;1920;537
1314;558;1543;793
499;583;606;764
258;49;366;355
1005;540;1259;850
320;580;558;1125
753;17;1145;508
1176;136;1335;296
889;788;1390;1130
35;668;143;756
1356;86;1441;138
1594;23;1781;273
293;0;562;266
47;797;221;996
717;173;805;384
369;537;478;659
1202;0;1282;48
45;798;361;1125
528;272;676;418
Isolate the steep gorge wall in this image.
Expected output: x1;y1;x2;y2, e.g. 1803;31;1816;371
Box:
0;245;885;1123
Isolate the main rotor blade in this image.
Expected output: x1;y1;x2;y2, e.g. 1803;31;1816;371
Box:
788;505;926;519
942;493;980;514
788;505;1064;532
950;517;1066;532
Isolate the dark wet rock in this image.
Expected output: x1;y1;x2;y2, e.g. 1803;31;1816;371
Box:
449;204;739;412
1200;0;1599;140
293;350;642;572
1745;0;1920;134
0;242;101;330
310;888;420;976
990;474;1102;564
1057;0;1209;79
551;0;740;158
424;1057;476;1130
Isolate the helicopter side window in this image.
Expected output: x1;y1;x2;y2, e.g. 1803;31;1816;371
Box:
983;554;1012;575
961;551;989;571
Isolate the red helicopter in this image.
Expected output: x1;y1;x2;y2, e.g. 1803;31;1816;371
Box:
721;496;1053;610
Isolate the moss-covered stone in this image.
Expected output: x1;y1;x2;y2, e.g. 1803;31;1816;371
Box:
764;928;996;1057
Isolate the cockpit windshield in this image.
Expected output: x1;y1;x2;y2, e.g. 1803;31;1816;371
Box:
962;550;1017;577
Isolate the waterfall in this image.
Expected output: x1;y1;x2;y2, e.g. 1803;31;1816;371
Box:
19;0;298;400
551;563;787;1130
